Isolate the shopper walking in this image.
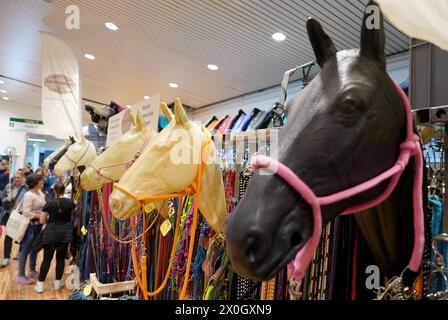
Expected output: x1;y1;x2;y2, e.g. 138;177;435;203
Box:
0;171;26;268
16;173;45;285
34;182;75;293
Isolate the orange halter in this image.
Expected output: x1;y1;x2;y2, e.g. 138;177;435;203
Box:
112;129;212;300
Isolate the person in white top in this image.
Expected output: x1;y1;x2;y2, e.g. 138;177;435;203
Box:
16;173;46;286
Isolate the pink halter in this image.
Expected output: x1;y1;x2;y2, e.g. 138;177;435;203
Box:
251;80;424;280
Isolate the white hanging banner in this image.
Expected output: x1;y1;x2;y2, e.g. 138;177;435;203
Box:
375;0;448;51
41;32;82;140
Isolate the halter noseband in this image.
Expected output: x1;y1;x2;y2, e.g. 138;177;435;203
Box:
89;134;151;183
63;144;92;170
251;79;424;281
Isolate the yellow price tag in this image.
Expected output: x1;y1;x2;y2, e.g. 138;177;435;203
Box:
81;226;88;236
144;202;156;213
160;219;172;237
83;284;93;296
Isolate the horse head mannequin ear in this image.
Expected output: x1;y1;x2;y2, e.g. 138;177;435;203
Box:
129;111;136;127
306;18;337;68
136;110;147;132
160;102;173;122
174;98;190;126
360;0;386;70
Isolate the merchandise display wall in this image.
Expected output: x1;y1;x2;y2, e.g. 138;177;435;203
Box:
193;52;410;124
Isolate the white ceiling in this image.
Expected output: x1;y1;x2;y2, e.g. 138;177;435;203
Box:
0;0;409;116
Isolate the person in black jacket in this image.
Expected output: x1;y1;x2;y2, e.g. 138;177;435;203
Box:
34;182;76;293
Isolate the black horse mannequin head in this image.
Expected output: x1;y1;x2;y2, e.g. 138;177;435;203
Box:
48;136;76;170
85;101;125;134
227;3;419;281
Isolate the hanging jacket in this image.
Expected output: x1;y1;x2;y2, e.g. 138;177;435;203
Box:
218;117;233;134
240;108;261;132
158;114;170;131
254;111;273;130
227;110;246;132
214;115;230;132
248;110;267;130
205;116;218;129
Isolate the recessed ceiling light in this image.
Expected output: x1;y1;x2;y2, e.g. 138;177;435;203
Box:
207;64;219;71
272;32;286;42
84;53;95;60
169;83;179;88
126;105;132;108
0;89;7;94
0;80;4;85
2;97;9;101
105;22;118;31
144;96;150;100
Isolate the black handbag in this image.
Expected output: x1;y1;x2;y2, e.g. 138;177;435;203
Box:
30;226;46;252
41;223;73;245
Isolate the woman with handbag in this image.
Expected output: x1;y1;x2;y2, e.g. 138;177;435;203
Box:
34;182;75;293
16;173;45;285
0;171;26;268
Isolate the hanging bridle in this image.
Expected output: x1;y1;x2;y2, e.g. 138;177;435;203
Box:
94;134;156;244
251;79;425;282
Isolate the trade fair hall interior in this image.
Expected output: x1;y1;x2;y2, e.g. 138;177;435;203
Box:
0;0;448;301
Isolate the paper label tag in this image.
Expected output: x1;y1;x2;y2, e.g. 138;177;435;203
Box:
81;226;88;236
160;219;172;237
144;202;156;213
83;284;93;296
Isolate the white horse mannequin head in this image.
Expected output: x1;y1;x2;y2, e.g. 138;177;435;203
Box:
54;136;97;177
109;99;227;233
81;110;158;191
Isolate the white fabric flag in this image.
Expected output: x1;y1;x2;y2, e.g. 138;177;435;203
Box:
41;32;82;139
375;0;448;51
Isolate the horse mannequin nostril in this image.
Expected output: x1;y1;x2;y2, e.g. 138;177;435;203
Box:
110;198;123;214
245;232;269;265
290;232;303;248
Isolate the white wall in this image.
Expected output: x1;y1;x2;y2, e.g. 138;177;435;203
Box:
0;100;42;169
193;52;410;123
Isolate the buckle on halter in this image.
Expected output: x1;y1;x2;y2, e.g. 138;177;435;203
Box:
185;182;198;195
400;134;421;154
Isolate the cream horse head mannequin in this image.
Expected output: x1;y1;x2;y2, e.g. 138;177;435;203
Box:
81;110;158;191
109;99;227;233
54;136;97;176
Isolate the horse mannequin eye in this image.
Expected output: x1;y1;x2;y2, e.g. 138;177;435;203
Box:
340;95;365;115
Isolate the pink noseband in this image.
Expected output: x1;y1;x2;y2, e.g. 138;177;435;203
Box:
251;79;424;280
